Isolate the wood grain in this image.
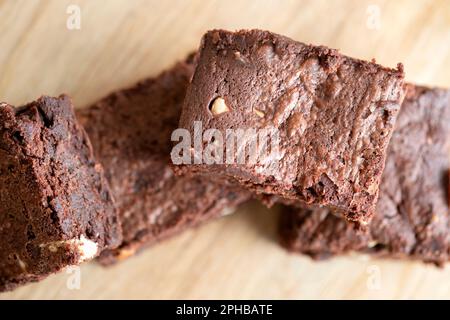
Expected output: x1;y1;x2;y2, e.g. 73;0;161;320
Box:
0;0;449;299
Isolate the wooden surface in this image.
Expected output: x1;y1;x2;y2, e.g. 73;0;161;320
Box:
1;0;450;299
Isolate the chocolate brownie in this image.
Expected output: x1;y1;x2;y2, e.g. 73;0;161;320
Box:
279;85;450;265
0;95;121;292
77;55;250;265
176;29;405;223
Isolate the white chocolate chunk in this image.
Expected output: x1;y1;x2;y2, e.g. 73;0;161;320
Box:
210;97;229;115
74;235;98;262
39;235;98;263
220;207;235;217
254;109;265;118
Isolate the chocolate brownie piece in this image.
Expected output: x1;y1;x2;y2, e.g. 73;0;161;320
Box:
279;85;450;265
77;55;250;265
176;29;405;223
0;95;121;292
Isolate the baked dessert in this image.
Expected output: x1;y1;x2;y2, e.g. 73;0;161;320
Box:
279;85;450;265
176;29;405;223
77;55;250;265
0;95;121;291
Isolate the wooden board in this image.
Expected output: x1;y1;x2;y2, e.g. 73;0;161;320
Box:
1;0;449;299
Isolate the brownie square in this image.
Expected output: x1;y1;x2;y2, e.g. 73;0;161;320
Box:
0;95;121;291
176;29;405;223
279;85;450;265
77;55;250;265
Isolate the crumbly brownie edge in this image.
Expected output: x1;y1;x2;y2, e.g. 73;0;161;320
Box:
0;96;121;291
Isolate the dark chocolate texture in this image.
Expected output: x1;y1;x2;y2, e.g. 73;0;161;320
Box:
279;85;450;265
0;95;121;291
77;55;250;264
177;29;405;223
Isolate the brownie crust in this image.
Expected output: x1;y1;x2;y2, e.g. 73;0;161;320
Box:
177;29;405;223
279;85;450;265
77;55;250;265
0;95;121;291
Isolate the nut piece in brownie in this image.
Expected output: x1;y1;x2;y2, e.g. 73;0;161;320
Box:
176;29;405;223
77;55;250;265
279;85;450;265
0;95;121;292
